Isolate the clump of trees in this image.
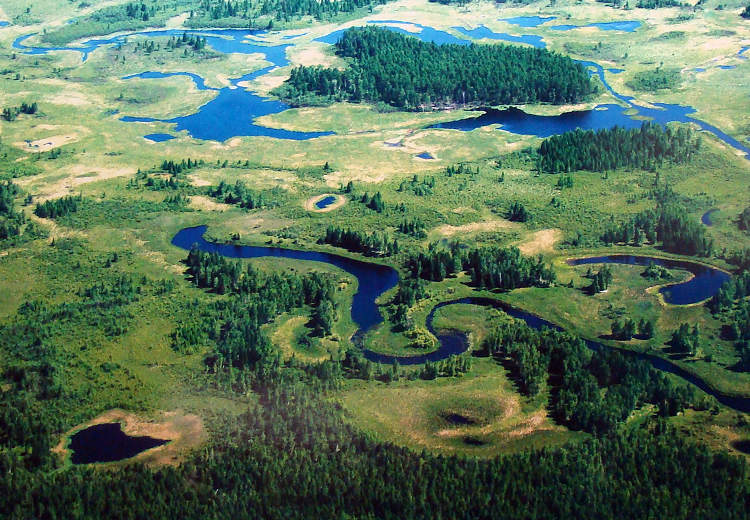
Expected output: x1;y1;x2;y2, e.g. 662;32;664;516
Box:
407;243;555;290
484;321;695;432
628;67;682;92
537;123;699;173
397;217;426;238
601;186;713;256
34;194;82;219
587;265;613;294
275;26;594;109
2;102;37;122
208;180;282;210
321;226;399;257
741;4;750;18
397;175;435;196
507;201;530;222
670;323;702;356
0;181;29;241
738;207;750;233
359;191;385;212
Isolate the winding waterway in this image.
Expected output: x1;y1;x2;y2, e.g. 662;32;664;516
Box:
171;226;748;412
10;20;750;155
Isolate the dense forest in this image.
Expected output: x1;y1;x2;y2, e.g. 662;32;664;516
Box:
537;123;699;173
321;226;399;256
0;181;28;241
2;378;748;519
484;321;696;432
707;271;750;370
407;242;556;289
208;180;282;210
600;186;713;256
275;26;594;109
34;194;82;220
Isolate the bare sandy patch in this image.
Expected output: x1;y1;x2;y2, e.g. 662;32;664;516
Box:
165;12;189;28
23;165;136;200
14;134;79;152
435;219;517;237
215;73;232;87
290;44;340;68
305;193;346;213
325;169;387;186
189;195;231;212
47;91;92;106
53;409;205;467
517;228;562;256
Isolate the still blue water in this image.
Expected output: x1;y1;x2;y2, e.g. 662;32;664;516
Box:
701;209;718;226
500;16;556;27
315;195;337;209
171;226;399;332
69;423;168;464
143;133;176;142
568;255;730;305
551;20;641;32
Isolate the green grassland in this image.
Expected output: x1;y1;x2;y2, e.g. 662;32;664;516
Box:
1;0;750;466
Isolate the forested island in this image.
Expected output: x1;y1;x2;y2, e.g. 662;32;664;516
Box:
275;26;595;109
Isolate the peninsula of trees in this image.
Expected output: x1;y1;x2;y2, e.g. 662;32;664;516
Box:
275;26;595;110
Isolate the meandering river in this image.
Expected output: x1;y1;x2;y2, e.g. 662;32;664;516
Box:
172;226;749;412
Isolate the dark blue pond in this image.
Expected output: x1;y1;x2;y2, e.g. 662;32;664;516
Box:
694;67;706;72
452;26;545;48
69;423;168;464
144;133;176;142
608;68;624;74
740;46;749;59
0;21;9;28
718;65;736;70
416;152;435;160
171;226;398;332
501;16;556;27
568;255;730;305
550;20;641;32
701;209;718;226
429;58;750;160
315;195;337;209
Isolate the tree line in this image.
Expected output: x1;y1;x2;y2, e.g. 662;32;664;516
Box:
34;194;82;219
3;378;748;519
208;180;282;210
484;320;696;433
707;270;750;370
180;247;339;372
321;226;399;257
407;242;556;290
2;102;38;122
600;186;713;256
0;181;29;241
537;123;699;173
275;26;594;109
